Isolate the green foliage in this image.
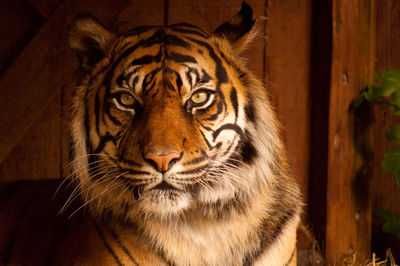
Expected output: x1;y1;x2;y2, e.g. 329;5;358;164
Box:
355;69;400;240
385;125;400;143
376;209;400;240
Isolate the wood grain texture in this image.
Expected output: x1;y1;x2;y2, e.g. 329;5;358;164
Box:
371;0;400;259
326;0;375;262
264;0;312;214
0;0;43;75
0;90;61;181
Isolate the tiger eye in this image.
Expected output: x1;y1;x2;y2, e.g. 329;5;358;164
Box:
120;93;135;106
191;91;208;104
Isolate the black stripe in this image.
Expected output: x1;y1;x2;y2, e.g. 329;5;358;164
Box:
142;68;161;95
242;208;296;265
129;48;163;67
105;104;122;126
200;69;212;83
123;169;150;175
185;37;227;84
95;225;124;266
230;87;239;123
144;78;157;96
95;88;102;134
204;101;223;121
183;156;206;165
116;73;126;88
125;26;155;37
175;72;183;97
177;165;207;175
132;76;139;90
107;227;140;266
165;34;191;48
104;30;166;89
231;131;258;165
212;123;243;141
167;52;197;64
244;103;256;123
84;97;92;155
187;67;200;87
115;67;140;89
120;176;152;185
94;133;115;154
199;130;212;149
118;157;142;167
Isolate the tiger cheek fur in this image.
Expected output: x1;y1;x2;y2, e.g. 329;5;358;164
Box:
67;2;302;265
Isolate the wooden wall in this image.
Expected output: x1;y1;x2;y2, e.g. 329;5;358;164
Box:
372;0;400;259
0;0;399;263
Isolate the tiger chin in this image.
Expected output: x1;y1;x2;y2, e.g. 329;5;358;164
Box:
0;2;301;266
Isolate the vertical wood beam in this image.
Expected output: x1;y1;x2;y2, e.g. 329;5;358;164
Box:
326;0;375;262
264;0;312;213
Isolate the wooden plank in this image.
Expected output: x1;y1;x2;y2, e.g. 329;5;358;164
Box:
371;0;400;259
166;0;265;80
264;0;312;225
0;0;43;75
0;0;161;166
0;90;61;181
326;0;375;262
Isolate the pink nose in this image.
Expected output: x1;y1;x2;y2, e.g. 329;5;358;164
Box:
144;152;180;172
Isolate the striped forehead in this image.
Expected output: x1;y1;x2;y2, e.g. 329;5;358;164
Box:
108;25;220;96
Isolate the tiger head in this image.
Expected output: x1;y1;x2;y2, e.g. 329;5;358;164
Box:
69;3;283;222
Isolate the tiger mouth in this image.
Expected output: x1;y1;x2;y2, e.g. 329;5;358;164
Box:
151;180;181;191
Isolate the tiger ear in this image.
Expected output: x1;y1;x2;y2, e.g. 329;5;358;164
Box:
68;14;116;72
213;2;256;54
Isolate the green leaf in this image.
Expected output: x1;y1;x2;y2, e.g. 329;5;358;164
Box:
383;221;400;233
364;83;379;102
392;91;400;108
376;209;398;222
352;94;364;109
382;69;400;81
376;79;399;98
386;125;400;143
382;148;400;173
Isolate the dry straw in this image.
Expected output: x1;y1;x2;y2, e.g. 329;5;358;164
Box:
336;249;397;266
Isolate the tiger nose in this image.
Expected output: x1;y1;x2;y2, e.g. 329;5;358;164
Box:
144;152;180;173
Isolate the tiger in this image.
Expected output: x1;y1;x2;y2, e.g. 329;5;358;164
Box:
0;2;302;265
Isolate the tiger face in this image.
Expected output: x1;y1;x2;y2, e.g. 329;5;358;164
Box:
69;4;274;221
